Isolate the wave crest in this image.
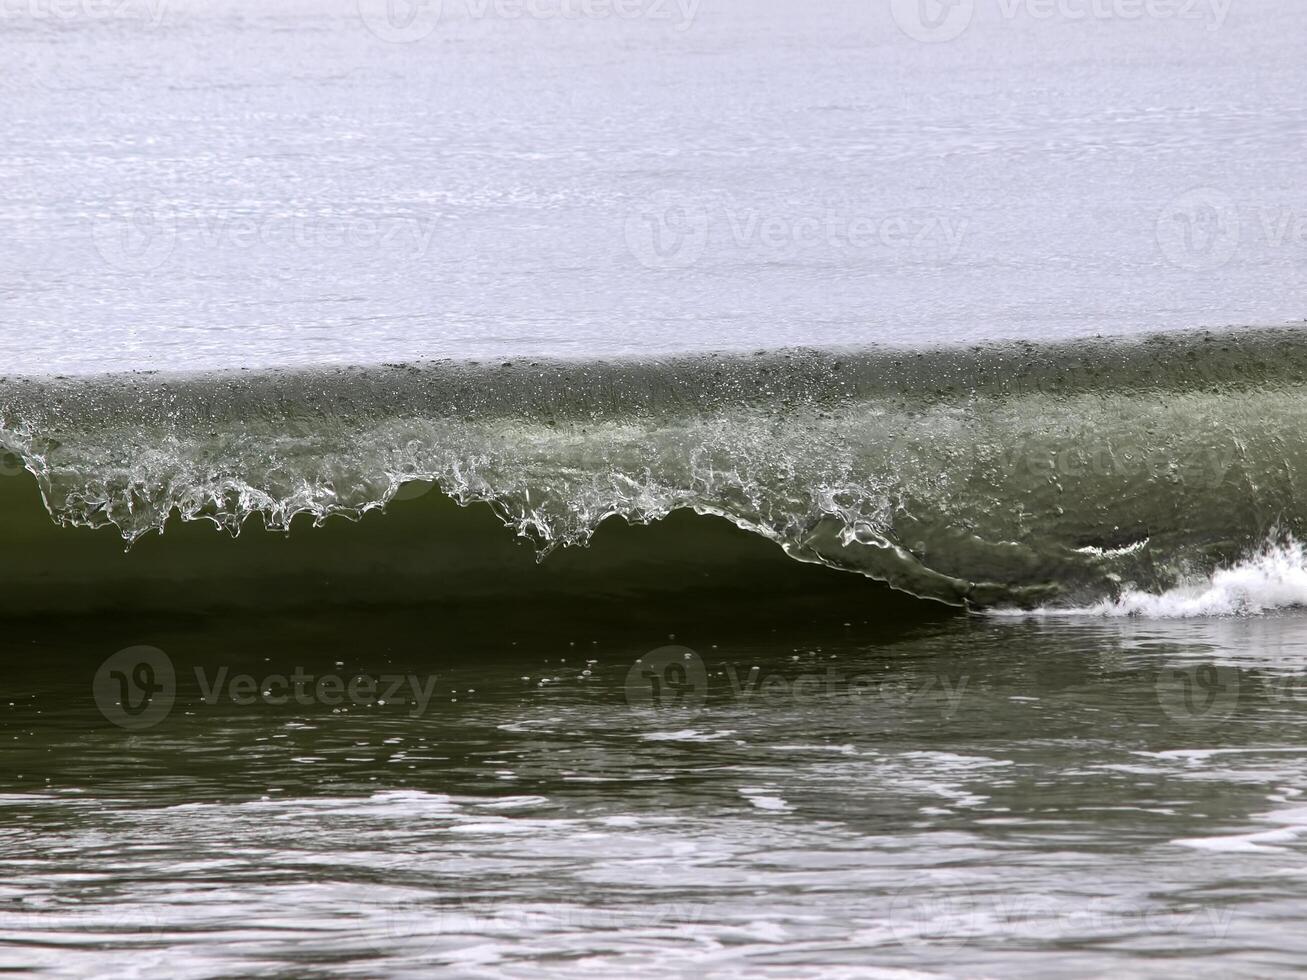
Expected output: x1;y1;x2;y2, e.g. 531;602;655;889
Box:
4;326;1307;608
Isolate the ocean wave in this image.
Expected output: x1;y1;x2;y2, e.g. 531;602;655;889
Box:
996;538;1307;618
3;325;1307;609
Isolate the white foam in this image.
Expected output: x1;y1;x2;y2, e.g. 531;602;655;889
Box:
1012;539;1307;619
738;787;793;813
638;730;736;743
1172;828;1299;853
1174;805;1307;853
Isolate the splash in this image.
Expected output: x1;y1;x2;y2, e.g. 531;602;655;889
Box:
999;539;1307;618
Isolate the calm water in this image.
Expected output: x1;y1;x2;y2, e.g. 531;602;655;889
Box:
1;0;1304;375
4;604;1307;976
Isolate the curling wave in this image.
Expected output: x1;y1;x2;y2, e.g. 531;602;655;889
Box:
4;325;1307;610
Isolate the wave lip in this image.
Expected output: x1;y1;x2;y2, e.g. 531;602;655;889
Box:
3;325;1307;608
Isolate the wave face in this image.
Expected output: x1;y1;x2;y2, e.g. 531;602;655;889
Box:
3;326;1307;609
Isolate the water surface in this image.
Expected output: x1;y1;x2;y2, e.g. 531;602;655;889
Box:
3;604;1307;976
2;0;1304;374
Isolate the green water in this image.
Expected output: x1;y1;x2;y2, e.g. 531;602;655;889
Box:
4;583;1307;976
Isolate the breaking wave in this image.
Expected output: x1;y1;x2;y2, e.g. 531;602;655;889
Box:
4;324;1307;611
993;537;1307;618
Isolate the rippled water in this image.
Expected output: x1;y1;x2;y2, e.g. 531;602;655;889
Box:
2;0;1305;374
4;606;1307;976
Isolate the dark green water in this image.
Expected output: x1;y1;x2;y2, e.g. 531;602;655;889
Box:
4;540;1307;976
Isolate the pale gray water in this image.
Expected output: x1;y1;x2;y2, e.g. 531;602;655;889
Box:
1;0;1304;375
